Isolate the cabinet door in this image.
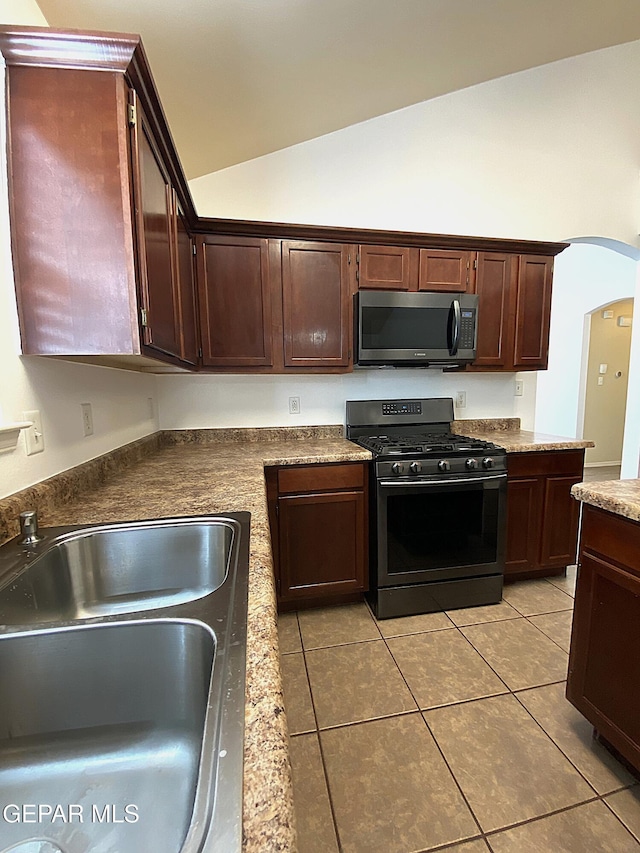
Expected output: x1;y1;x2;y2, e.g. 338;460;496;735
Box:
175;205;199;365
131;99;181;359
281;241;353;368
277;490;367;601
418;249;475;292
358;245;416;290
539;475;582;568
567;550;640;769
512;254;554;370
505;477;542;576
199;235;273;367
471;252;517;369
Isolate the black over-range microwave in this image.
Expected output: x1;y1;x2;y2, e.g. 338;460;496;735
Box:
355;290;479;368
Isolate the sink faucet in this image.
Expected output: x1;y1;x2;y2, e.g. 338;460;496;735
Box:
19;509;43;545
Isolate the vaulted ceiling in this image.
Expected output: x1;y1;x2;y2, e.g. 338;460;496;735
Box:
35;0;640;179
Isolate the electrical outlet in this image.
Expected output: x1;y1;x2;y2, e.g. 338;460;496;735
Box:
514;381;524;397
455;391;467;408
81;402;94;436
23;410;44;455
289;396;300;415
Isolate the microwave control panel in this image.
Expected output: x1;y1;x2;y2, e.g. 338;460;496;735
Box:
459;310;476;349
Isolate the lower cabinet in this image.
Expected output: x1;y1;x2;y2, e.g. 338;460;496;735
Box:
505;450;584;579
566;504;640;772
265;462;368;609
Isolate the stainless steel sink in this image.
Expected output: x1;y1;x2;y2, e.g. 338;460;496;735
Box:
0;513;250;853
0;517;235;624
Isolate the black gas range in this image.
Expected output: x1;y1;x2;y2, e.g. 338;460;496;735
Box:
346;397;507;619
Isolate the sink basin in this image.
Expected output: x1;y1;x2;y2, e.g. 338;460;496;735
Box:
0;618;232;853
0;517;236;624
0;513;250;853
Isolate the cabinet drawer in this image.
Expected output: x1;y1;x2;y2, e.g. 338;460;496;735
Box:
277;463;365;494
507;450;584;478
581;505;640;576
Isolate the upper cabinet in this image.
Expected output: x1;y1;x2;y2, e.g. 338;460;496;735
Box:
281;241;354;369
0;27;567;375
197;236;355;371
357;245;474;292
471;252;554;372
0;27;198;372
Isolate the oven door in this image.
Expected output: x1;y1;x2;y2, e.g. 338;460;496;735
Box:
375;473;507;588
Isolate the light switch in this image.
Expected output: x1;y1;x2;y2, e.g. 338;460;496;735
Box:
599;364;608;374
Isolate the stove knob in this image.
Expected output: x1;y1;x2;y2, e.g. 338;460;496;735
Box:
410;461;422;474
465;458;479;470
482;457;495;469
437;459;450;472
391;462;404;475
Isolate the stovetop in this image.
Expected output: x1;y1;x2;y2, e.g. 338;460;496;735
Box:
355;432;499;458
345;397;507;478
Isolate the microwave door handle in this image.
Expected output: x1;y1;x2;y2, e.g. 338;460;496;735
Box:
449;298;461;356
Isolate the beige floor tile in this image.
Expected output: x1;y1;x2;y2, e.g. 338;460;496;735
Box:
503;578;574;616
446;600;521;627
388;629;507;709
321;714;478;853
289;733;339;853
461;618;568;690
516;682;636;794
306;639;416;728
546;564;577;597
487;800;640;852
298;603;381;650
528;610;574;652
280;652;316;735
447;841;490;853
605;786;640;841
278;611;302;654
426;694;593;832
375;609;454;637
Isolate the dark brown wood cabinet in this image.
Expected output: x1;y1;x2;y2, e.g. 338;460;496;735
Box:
198;235;274;368
196;237;354;371
1;27;568;375
505;450;584;579
357;245;473;293
281;241;355;369
471;252;554;372
567;504;640;773
1;29;199;371
266;462;368;609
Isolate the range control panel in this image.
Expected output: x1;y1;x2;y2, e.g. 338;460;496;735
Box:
381;401;422;416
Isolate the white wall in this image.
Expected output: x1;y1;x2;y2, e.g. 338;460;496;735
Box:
0;1;159;500
161;40;640;435
622;266;640;478
190;41;640;247
157;371;521;430
535;243;637;439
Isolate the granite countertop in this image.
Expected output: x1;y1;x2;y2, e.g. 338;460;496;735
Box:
571;479;640;523
34;431;371;853
452;418;595;453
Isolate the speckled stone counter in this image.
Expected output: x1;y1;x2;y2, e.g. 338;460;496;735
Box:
453;418;595;453
572;479;640;523
0;427;371;853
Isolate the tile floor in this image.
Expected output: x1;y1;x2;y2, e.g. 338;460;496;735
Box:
278;568;640;853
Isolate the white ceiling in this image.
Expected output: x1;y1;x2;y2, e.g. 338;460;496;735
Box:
35;0;640;179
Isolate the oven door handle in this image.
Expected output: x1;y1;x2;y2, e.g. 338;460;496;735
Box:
378;473;507;487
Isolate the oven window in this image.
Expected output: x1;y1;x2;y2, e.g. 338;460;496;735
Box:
385;486;499;573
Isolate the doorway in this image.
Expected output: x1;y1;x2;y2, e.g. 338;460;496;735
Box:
580;298;634;472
